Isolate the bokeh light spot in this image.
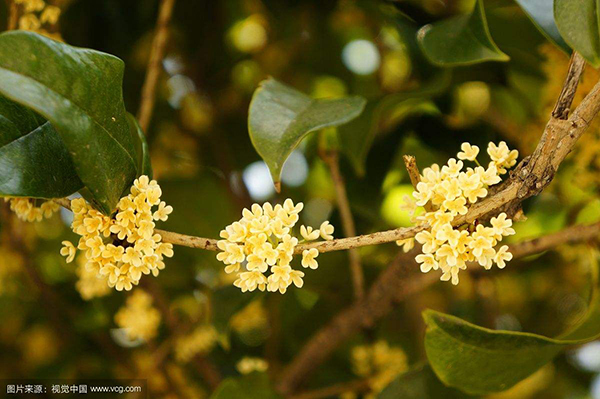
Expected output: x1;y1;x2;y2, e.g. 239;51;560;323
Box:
342;39;380;75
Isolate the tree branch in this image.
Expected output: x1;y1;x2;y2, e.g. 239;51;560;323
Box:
553;52;586;119
137;0;176;133
321;150;364;300
49;55;600;262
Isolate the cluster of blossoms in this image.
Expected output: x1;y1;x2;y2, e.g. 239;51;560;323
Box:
236;357;269;375
398;142;518;285
15;0;62;39
175;325;218;363
217;199;334;294
351;341;408;398
5;198;60;222
114;290;161;342
60;176;174;291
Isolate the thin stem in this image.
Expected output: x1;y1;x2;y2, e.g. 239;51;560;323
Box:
321;150;364;300
55;196;427;254
137;0;176;133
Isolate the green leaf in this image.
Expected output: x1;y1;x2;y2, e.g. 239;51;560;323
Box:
0;95;83;198
378;364;471;399
0;31;139;214
416;0;509;66
210;374;281;399
248;78;365;189
338;71;450;176
423;306;600;395
514;0;570;53
555;0;600;67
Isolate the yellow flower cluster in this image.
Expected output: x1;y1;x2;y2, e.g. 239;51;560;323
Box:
114;289;161;342
351;341;408;397
15;0;62;40
60;176;174;291
5;198;59;222
402;142;517;285
175;325;218;363
236;357;268;374
217;199;334;294
74;254;110;300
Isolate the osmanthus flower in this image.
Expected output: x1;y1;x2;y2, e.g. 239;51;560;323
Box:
401;142;519;285
457;143;479;161
5;198;60;222
60;176;174;292
114;289;161;342
217;199;334;294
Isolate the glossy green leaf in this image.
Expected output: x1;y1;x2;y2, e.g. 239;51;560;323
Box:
378;364;471;399
555;0;600;67
514;0;570;53
0;31;139;214
248;78;365;188
338;71;449;176
416;0;509;66
0;95;83;198
423;304;600;395
210;374;281;399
